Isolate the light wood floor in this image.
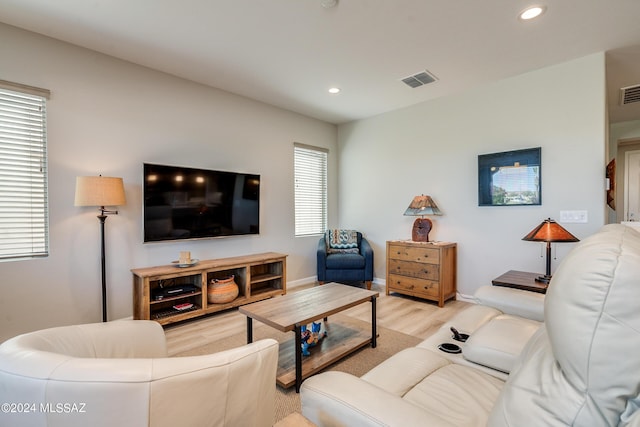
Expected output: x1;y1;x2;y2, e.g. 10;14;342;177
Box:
165;282;471;356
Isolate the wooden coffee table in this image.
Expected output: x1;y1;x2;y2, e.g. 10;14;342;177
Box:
239;283;378;392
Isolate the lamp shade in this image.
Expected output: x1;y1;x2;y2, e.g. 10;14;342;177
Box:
74;176;126;207
522;218;579;243
403;195;442;217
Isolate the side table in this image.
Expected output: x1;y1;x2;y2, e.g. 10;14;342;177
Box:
491;270;548;294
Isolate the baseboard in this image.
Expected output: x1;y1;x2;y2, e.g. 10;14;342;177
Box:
287;276;317;289
289;276;386;290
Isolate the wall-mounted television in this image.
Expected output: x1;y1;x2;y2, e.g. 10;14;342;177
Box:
143;163;260;243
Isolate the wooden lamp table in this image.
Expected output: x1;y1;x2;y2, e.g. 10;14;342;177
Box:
491;270;548;294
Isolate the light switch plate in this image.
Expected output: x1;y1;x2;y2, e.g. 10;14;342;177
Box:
560;210;588;223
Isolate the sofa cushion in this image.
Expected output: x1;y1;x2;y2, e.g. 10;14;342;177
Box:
325;253;365;269
361;347;450;396
489;224;640;426
403;363;504;427
462;314;540;373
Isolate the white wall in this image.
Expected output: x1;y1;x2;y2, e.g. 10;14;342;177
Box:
0;23;337;341
338;53;607;297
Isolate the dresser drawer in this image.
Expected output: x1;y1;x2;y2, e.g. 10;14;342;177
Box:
387;274;439;297
388;244;440;264
388;259;439;281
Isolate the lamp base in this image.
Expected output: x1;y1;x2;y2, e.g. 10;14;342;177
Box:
412;218;432;242
535;275;551;284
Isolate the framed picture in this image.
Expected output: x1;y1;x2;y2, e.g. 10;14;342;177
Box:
478;147;541;206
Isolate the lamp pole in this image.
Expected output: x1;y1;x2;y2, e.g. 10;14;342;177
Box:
98;210;108;322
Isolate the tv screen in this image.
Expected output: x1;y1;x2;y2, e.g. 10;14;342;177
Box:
143;163;260;242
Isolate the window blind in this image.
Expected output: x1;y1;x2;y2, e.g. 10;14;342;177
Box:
294;143;328;237
0;85;49;260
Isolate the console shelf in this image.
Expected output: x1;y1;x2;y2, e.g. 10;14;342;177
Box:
132;252;287;326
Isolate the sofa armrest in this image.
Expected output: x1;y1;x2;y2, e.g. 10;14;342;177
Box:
150;338;279;427
360;237;374;280
301;371;458;427
474;285;545;322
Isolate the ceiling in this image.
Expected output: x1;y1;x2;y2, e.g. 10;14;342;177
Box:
1;0;640;124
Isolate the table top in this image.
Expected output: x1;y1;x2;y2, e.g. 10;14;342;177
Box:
492;270;548;293
239;283;378;332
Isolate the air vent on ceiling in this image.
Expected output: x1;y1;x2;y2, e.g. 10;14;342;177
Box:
401;70;438;88
620;84;640;105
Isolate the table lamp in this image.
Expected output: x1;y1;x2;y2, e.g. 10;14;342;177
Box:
404;195;442;242
522;218;579;284
74;175;126;322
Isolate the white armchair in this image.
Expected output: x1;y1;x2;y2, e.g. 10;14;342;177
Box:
0;320;278;427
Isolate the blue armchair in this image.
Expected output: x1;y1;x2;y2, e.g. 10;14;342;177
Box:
317;230;373;290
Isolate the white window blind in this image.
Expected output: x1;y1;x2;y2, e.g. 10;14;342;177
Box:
294;143;328;237
0;83;49;260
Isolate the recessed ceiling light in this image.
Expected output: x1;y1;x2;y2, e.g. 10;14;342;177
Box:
519;5;546;21
328;87;341;94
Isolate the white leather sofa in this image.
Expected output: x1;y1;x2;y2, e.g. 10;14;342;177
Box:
0;320;278;427
301;224;640;426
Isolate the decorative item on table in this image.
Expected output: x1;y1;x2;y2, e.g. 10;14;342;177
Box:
172;251;199;267
207;275;239;304
522;218;579;284
300;321;327;356
74;175;126;322
404;195;442;242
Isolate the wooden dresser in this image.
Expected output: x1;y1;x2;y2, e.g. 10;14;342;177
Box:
386;240;457;307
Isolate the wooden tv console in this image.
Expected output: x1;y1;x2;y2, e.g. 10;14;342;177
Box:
132;252;287;326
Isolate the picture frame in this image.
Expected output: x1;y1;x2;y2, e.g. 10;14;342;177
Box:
478;147;541;206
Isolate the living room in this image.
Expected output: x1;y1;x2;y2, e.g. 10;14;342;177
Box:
2;1;640;425
4;8;638;341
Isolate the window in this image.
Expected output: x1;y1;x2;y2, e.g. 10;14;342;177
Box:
0;80;50;260
294;143;327;236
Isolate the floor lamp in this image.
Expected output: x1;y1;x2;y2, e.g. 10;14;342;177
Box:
74;176;126;322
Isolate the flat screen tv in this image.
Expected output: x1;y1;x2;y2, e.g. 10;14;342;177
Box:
143;163;260;242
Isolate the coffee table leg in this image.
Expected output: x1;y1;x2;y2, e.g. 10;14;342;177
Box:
371;296;377;348
295;323;302;393
246;317;253;344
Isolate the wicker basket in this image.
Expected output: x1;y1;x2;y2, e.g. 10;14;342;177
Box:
207;275;239;304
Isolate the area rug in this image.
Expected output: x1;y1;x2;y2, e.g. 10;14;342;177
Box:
175;315;421;423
